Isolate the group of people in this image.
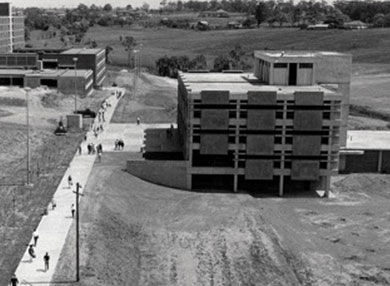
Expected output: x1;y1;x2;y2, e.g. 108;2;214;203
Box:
114;139;125;150
23;229;50;274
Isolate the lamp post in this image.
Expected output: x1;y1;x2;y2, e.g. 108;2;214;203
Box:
132;50;139;97
73;182;83;281
24;87;32;187
73;57;78;113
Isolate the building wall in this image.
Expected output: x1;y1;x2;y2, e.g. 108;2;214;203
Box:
178;76;341;194
341;150;390;174
0;53;38;68
57;74;93;96
41;50;106;87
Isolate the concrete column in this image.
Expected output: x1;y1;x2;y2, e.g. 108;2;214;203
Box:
279;175;284;197
378;150;383;173
233;99;240;192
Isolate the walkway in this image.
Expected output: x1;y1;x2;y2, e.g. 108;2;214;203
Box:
14;87;125;285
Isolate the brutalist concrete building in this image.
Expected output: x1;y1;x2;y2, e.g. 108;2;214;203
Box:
0;2;24;53
175;51;352;196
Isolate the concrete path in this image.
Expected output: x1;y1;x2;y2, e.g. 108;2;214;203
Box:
14;87;125;285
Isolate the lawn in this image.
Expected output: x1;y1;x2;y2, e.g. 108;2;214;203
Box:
29;26;390;74
82;26;390;73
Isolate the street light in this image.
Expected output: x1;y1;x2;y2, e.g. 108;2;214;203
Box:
73;182;83;281
132;50;139;98
24;87;33;187
73;57;78;113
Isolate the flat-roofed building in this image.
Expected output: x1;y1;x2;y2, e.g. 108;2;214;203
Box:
0;2;24;53
163;50;352;196
0;68;93;96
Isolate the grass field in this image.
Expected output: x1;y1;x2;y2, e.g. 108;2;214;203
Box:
29;26;390;74
85;26;390;73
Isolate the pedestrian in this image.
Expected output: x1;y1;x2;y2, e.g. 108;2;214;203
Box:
33;229;39;247
84;135;87;141
10;274;18;286
71;204;75;218
68;175;73;188
114;139;119;150
44;252;50;272
87;144;91;155
51;198;56;210
136;117;140;125
78;145;82;155
28;244;35;261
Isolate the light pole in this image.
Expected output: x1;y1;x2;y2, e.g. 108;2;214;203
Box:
73;57;78;113
132;50;139;98
73;182;83;281
24;87;33;187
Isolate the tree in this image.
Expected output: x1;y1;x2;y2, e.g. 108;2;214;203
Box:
255;2;269;27
122;36;137;67
373;13;386;27
141;2;150;11
103;3;112;12
213;55;230;71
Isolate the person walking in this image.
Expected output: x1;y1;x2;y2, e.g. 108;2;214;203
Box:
136;117;140;125
9;274;18;286
28;244;35;261
68;175;73;188
51;198;56;210
33;229;39;247
78;145;82;155
71;204;75;218
44;252;50;272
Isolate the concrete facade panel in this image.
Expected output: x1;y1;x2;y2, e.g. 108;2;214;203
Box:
200;134;228;155
294;110;322;131
201;90;229;104
200;110;229;130
246;135;274;155
291;160;320;181
245;159;274;180
247;91;276;105
247;110;275;130
292;135;321;156
295;91;323;105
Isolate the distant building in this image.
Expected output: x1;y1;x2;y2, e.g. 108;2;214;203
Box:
307;24;329;30
343;20;367;29
129;50;352;196
0;2;24;53
199;9;230;18
0;48;106;95
11;48;106;87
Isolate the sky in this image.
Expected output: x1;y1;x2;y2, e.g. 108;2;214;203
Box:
8;0;162;9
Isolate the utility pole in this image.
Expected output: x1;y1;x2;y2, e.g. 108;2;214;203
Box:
133;50;139;98
73;182;83;281
73;57;78;113
24;87;32;187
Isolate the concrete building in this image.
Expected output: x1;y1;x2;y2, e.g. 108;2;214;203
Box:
0;2;24;53
132;50;352;196
0;68;93;96
13;48;106;87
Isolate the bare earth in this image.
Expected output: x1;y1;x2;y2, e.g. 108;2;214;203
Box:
52;152;390;286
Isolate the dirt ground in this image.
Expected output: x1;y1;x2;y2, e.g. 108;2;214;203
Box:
0;86;111;284
52;152;390;286
110;70;178;124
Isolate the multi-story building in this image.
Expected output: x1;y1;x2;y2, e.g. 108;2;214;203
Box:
13;48;106;87
176;51;351;196
0;2;24;53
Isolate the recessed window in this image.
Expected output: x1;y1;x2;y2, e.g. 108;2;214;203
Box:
274;63;288;68
299;63;313;69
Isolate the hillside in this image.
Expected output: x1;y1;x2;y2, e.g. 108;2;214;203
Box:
82;26;390;73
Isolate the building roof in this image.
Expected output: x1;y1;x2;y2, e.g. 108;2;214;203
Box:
61;48;104;55
346;130;390;150
180;72;339;97
344;20;367;26
254;50;349;63
0;69;30;76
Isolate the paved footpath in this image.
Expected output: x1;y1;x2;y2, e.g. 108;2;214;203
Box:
14;87;125;285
